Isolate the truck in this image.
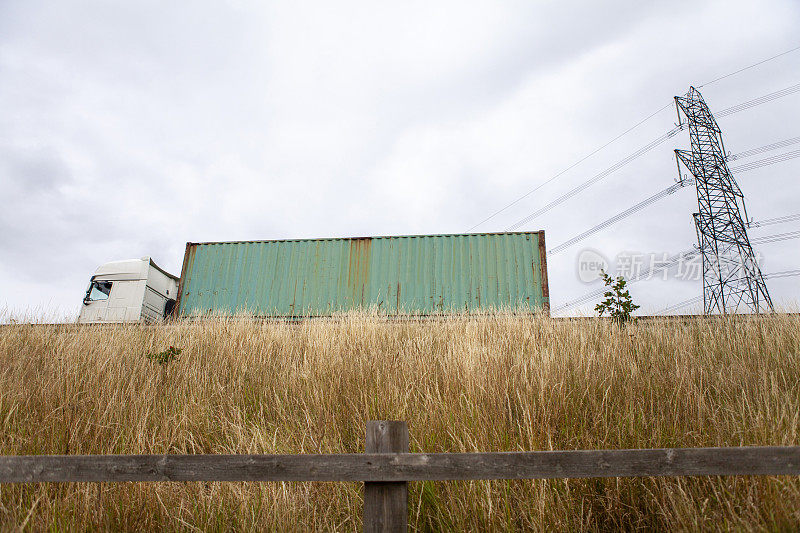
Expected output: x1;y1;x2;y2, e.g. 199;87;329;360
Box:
78;231;549;323
78;257;179;324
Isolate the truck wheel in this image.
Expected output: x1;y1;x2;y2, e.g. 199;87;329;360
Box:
164;299;176;318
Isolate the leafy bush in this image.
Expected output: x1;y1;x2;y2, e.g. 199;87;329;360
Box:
145;346;181;365
595;270;640;324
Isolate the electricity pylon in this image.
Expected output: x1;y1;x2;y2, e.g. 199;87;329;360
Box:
674;86;773;314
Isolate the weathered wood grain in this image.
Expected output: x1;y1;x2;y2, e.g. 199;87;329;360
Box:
363;421;409;533
0;447;797;484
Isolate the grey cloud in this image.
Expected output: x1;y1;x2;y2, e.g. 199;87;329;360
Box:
0;144;70;191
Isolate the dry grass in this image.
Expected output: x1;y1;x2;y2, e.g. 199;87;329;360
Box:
0;312;798;531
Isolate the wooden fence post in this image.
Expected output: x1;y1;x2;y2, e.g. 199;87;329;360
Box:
363;421;409;532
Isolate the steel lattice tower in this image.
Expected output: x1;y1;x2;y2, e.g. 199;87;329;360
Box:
674;86;773;314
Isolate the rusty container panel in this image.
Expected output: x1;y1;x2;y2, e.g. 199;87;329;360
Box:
175;232;549;317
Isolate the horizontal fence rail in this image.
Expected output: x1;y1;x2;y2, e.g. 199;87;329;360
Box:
1;421;798;532
1;447;799;484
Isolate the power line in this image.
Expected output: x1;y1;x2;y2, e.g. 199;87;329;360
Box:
541;138;800;257
543;140;799;257
548;180;690;255
751;229;800;245
717;82;800;118
470;45;800;232
505;126;683;231
553;248;698;312
542;142;798;258
730;149;800;173
656;295;703;315
505;85;800;232
555;227;800;314
764;268;800;280
517;146;797;257
749;212;800;228
656;268;800;315
467;103;673;231
554;226;800;314
698;44;800;87
727;135;800;161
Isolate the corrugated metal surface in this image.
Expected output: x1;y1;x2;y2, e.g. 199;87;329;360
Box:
176;232;549;317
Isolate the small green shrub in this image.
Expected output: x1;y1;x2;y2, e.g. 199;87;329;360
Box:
145;346;181;365
595;270;640;324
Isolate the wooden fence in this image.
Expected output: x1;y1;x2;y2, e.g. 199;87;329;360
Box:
1;421;798;532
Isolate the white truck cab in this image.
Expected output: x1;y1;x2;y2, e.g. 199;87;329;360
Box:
78;257;179;324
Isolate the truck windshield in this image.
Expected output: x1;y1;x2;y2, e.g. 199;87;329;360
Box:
87;281;112;301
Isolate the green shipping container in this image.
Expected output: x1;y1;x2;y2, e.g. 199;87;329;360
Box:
175;232;549;317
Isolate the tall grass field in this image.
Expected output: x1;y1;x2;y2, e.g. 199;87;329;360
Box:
0;313;798;530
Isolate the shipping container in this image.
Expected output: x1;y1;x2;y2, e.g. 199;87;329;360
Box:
175;232;549;317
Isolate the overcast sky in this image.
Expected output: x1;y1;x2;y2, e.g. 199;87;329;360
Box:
1;1;799;320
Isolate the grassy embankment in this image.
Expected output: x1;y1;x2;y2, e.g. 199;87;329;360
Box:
0;313;798;530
